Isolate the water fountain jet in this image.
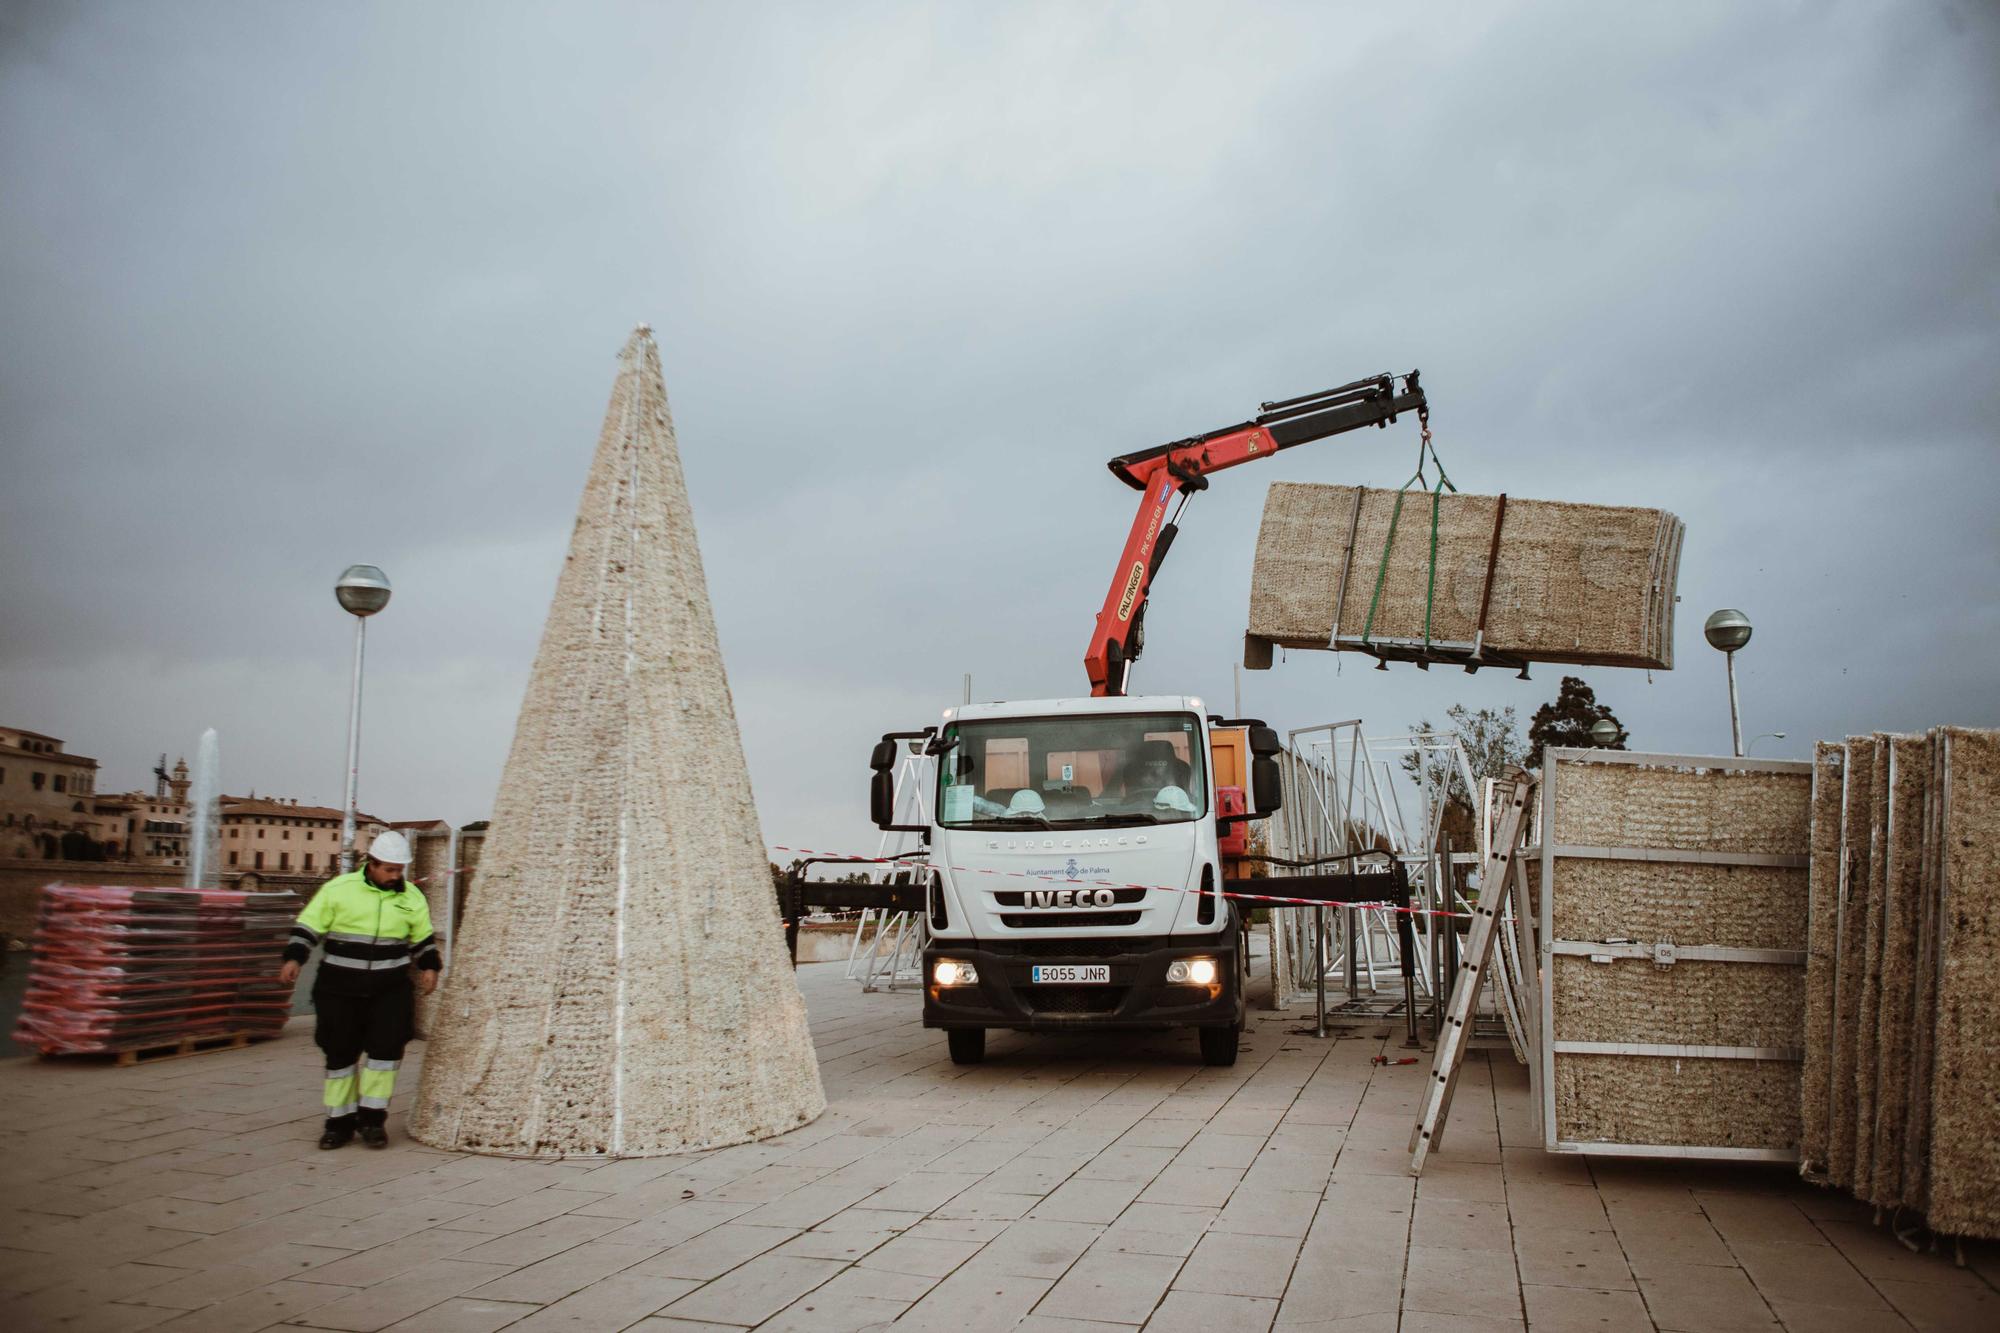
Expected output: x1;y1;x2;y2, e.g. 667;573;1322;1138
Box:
185;728;221;889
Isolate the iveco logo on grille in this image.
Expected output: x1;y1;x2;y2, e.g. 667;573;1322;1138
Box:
1024;888;1120;908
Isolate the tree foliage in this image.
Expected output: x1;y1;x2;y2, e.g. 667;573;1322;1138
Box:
1527;675;1627;758
771;859;874;890
1399;704;1528;817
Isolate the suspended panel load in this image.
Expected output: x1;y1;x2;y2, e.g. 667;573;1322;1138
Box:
1244;482;1683;672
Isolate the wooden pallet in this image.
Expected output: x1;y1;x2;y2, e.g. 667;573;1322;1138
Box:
33;1031;276;1066
117;1031;276;1065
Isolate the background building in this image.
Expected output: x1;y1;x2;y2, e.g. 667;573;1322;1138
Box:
218;796;387;878
92;756;194;868
0;726;104;861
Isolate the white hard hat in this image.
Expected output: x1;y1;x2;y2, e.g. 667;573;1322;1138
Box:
368;830;413;865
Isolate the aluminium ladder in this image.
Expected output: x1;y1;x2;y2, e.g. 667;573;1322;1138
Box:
1408;771;1534;1175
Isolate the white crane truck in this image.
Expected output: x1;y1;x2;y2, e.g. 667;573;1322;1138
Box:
868;697;1284;1066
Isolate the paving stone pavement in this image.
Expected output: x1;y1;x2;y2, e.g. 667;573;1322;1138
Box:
4;960;1997;1333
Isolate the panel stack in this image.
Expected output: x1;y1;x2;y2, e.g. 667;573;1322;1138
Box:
1800;727;2000;1243
1245;482;1684;672
1504;732;1998;1239
12;884;296;1057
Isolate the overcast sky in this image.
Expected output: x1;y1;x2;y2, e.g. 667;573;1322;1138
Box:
3;1;1996;860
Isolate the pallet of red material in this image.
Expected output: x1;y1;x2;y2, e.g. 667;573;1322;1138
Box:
12;883;297;1059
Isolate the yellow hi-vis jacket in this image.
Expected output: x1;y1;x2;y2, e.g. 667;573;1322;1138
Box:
285;870;441;992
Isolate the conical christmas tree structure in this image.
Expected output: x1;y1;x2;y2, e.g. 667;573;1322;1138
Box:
411;327;825;1156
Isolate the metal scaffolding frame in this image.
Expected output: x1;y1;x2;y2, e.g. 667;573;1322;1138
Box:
1264;722;1520;1048
843;746;934;991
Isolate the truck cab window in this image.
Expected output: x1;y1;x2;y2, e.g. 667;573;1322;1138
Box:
937;713;1207;828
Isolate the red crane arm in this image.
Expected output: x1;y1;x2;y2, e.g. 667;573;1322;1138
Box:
1084;373;1426;697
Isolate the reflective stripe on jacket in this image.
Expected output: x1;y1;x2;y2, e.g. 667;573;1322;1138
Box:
285;870;441;974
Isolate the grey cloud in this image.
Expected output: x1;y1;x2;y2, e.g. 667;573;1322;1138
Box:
2;1;1995;856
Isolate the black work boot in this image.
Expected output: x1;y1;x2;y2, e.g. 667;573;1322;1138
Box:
318;1126;353;1150
358;1125;388;1149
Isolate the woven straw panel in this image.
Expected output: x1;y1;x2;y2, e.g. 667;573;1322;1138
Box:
1867;735;1928;1208
1852;738;1892;1194
1827;736;1879;1192
1246;482;1682;668
1901;737;1946;1214
409;329;825;1158
1926;728;2000;1239
1552;956;1803;1047
1549;861;1805;950
1545;755;1810;1156
1798;742;1845;1180
1555;1055;1799;1149
1550;758;1811;853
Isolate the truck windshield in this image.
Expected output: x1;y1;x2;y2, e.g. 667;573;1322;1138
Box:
935;712;1208;829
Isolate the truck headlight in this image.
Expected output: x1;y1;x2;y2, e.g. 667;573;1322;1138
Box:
1167;957;1218;986
932;959;978;987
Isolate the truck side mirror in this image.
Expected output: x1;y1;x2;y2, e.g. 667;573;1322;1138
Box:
1251;755;1282;815
1247;725;1282;757
870;769;897;828
869;730;932;832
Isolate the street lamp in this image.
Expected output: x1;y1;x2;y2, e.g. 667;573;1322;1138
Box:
1589;718;1626;748
335;564;392;873
1703;609;1753;758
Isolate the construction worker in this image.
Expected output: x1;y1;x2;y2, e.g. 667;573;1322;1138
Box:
1121;738;1188;803
277;830;441;1149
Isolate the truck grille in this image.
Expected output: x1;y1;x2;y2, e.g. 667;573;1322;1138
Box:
1025;986;1127;1015
998;911;1142;929
975;937;1175;959
1009;938;1137;959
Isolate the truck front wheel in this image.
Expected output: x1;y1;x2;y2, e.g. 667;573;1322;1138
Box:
1199;1024;1240;1067
947;1028;986;1065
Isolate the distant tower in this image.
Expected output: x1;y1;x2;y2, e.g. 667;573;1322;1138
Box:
168;757;191;805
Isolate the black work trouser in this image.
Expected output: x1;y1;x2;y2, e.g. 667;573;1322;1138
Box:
313;979;413;1130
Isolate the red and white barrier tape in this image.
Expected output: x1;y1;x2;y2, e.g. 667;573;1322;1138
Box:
770;844;1474;920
